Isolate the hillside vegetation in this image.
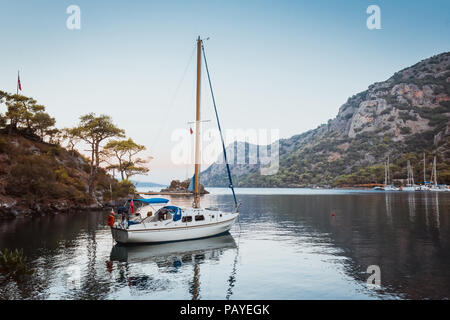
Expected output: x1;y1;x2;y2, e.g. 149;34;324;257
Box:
0;91;148;218
202;52;450;187
0;133;133;218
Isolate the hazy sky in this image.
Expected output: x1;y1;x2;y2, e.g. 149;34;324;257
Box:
1;0;449;184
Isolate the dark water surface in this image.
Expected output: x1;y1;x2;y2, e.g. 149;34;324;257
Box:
0;189;449;300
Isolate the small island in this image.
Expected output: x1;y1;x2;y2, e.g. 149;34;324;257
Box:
137;179;210;196
160;179;209;194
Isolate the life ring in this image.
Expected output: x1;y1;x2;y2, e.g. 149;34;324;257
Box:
107;214;115;227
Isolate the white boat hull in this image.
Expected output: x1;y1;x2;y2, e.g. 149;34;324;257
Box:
384;186;400;191
111;213;238;244
402;186;420;192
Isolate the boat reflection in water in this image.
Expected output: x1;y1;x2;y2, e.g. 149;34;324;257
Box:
109;234;238;299
110;234;236;263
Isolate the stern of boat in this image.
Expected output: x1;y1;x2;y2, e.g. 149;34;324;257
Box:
111;227;129;244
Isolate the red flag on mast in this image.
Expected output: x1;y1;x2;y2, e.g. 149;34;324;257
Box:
17;72;22;91
190;127;193;135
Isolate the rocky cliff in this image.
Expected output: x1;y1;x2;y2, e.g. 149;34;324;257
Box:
201;52;450;187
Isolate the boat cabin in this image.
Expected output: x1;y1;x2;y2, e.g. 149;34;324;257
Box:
144;206;183;222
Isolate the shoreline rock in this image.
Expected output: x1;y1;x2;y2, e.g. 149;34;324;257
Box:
0;195;134;219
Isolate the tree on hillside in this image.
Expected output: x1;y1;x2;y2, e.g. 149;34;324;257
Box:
103;138;150;180
0;92;6;128
122;158;150;179
61;128;80;155
0;91;8;120
1;92;56;139
4;94;32;133
72;113;125;194
32;111;56;140
46;128;61;144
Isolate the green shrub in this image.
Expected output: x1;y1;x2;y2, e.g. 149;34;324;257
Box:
0;248;34;280
400;126;412;134
428;114;448;128
55;167;70;183
6;155;56;197
380;107;393;115
437;100;450;110
0;136;10;153
399;111;418;121
46;146;61;157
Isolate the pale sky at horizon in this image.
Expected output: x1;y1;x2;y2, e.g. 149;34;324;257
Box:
1;0;449;184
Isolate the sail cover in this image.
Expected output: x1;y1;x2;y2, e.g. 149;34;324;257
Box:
131;198;169;204
188;174;195;192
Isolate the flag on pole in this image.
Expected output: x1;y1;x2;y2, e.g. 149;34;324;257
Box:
190;127;193;135
17;71;22;92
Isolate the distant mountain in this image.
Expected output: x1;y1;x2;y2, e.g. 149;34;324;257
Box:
201;52;450;187
132;181;167;188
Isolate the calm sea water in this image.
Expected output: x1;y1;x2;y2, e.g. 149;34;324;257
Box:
0;188;449;300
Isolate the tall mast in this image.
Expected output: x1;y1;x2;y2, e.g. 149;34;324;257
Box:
423;152;426;184
384;158;388;186
388;155;390;185
433;156;437;186
193;36;202;208
407;160;411;186
387;156;390;185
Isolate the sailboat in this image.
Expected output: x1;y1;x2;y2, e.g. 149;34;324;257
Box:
419;152;431;191
428;156;449;192
383;156;400;191
110;37;239;243
402;160;419;191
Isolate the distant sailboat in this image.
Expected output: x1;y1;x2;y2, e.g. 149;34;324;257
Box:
384;155;399;191
419;152;431;191
110;37;240;243
402;160;419;191
428;155;449;192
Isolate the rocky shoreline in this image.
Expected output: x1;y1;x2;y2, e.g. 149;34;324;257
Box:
0;195;132;219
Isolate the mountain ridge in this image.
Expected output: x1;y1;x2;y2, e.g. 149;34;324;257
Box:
201;52;450;187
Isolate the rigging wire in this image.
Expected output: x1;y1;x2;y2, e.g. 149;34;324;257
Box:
200;41;242;298
201;42;238;209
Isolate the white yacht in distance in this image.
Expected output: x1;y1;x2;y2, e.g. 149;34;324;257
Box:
110;37;239;244
402;160;419;191
418;153;449;192
383;156;400;191
428;156;450;192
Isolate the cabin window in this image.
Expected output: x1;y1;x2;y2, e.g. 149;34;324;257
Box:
211;215;215;219
220;214;222;217
182;216;192;223
195;215;205;221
